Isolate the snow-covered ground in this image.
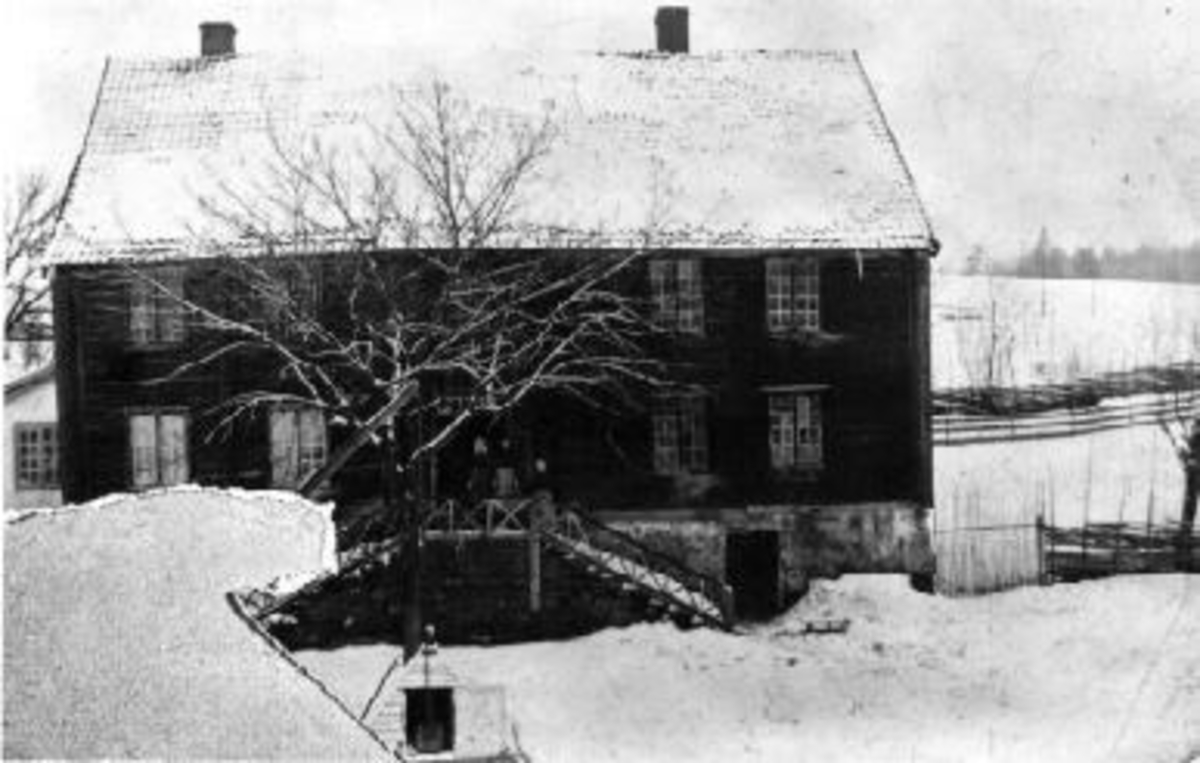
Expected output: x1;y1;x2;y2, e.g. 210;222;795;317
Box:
3;487;390;760
933;275;1200;389
297;574;1200;763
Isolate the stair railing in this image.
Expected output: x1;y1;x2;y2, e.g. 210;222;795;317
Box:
546;503;734;629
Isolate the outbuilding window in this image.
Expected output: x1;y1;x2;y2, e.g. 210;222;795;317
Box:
15;423;59;490
269;406;328;488
766;257;819;333
652;393;709;475
650;259;704;335
767;391;822;470
129;411;189;488
129;267;186;345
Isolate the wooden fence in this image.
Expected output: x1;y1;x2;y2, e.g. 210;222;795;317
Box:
935;515;1198;596
934;390;1199;446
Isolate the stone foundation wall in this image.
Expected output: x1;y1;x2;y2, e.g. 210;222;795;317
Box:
608;502;934;602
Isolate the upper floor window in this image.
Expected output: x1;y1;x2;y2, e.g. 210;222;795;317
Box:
650;259;704;335
130;267;186;345
766;257;819;334
15;423;59;490
130;410;189;488
768;391;822;470
652;393;709;475
269;406;328;488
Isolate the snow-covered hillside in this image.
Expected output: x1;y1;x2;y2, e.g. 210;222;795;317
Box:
298;574;1200;763
933;275;1200;390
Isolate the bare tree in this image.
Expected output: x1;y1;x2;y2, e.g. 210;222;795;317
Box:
5;173;62;365
109;81;666;655
147;81;664;477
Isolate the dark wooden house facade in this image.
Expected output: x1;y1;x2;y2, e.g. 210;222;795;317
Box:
47;20;938;613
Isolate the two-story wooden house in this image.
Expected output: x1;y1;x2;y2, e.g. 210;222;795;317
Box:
46;14;938;618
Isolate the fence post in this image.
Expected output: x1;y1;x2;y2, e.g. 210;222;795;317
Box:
1036;514;1046;585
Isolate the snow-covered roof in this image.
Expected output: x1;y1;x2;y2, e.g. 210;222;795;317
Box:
47;47;935;265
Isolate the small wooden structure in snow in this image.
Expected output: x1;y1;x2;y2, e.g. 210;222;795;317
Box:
362;643;519;761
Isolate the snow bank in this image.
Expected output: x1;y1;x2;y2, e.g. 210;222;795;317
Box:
3;488;388;759
299;574;1200;763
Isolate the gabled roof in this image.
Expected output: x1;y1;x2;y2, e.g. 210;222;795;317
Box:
46;47;935;265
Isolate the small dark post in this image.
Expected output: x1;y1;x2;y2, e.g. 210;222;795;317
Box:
398;414;424;663
655;7;690;54
200;22;237;57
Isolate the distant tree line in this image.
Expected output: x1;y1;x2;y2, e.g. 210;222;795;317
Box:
966;228;1200;284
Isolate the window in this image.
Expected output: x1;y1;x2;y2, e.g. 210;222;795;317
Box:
269;406;328;488
652;394;709;475
129;411;189;488
768;392;822;470
130;267;186;345
766;257;819;333
15;423;59;490
650;259;704;335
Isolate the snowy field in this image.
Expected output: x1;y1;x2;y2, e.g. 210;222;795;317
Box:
298;574;1200;763
933;275;1200;390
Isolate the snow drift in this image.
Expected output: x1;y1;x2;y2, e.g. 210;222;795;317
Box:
3;487;389;759
300;574;1200;763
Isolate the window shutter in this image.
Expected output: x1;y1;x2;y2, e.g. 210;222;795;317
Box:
158;414;190;485
297;408;327;480
679;396;709;473
652;404;680;475
649;260;673;327
130;414;159;487
768;395;795;469
130;280;154;344
766;257;787;333
677;259;703;334
270;409;299;487
157;268;186;343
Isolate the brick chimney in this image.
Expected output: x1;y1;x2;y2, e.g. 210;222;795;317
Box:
200;22;236;57
655;7;689;54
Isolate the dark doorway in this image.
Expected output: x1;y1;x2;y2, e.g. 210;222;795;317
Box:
405;687;455;754
725;530;780;620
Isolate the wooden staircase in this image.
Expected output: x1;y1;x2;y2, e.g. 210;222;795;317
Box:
541;504;734;631
241;496;736;638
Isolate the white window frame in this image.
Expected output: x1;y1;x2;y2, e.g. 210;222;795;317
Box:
15;422;59;490
652;393;709;475
766;256;819;334
269;406;328;489
650;259;704;335
767;391;823;470
129;410;190;488
130;267;186;346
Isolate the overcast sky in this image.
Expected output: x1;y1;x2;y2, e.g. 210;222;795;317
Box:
2;0;1198;263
